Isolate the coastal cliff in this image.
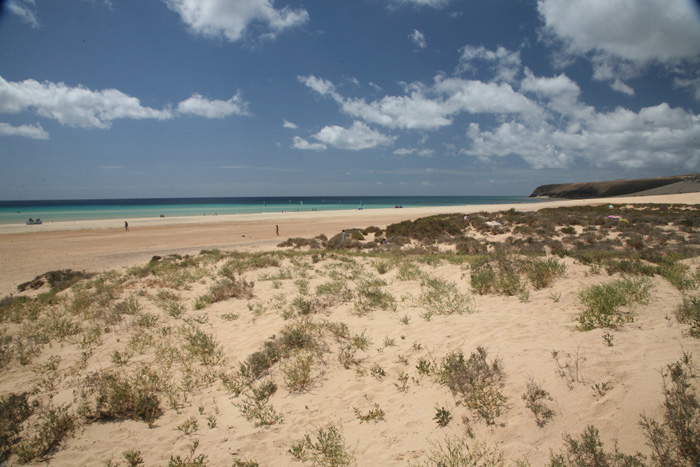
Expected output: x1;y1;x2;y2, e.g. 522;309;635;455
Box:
530;174;700;199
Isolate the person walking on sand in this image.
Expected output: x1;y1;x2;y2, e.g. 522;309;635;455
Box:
341;229;347;243
124;221;129;231
276;225;279;236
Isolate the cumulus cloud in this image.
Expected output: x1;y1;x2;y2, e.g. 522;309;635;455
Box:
0;122;49;139
538;0;700;95
298;45;700;171
283;119;297;129
292;136;326;151
457;45;522;83
538;0;700;62
465;101;700;170
313;121;396;150
0;76;172;129
163;0;308;42
0;75;249;137
176;92;249;118
410;29;427;49
300;73;542;130
7;0;39;28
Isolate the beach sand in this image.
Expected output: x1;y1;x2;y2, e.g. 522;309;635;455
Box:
1;192;699;466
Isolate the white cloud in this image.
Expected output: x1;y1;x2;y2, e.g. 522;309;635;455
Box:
538;0;700;96
0;76;172;129
163;0;308;42
298;45;700;171
538;0;700;63
0;122;48;139
464;102;700;170
283;119;297;129
300;72;543;131
457;45;522;83
312;121;396;150
0;75;249;133
177;92;249;118
410;29;427;49
7;0;39;28
292;136;326;151
435;76;544;120
390;0;450;7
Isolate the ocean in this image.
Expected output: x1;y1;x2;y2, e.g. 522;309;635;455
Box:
0;196;545;224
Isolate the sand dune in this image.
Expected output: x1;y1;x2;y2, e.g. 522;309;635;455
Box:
0;192;699;466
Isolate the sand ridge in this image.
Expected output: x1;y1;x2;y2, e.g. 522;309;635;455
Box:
0;192;699;466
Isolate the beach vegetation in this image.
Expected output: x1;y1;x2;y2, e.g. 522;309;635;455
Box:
640;352;700;467
433;405;452;427
220;252;281;276
235;393;284;427
288;422;355;466
167;440;207;467
547;425;646;467
354;403;386;423
177;416;199;436
127;255;207;289
552;348;586;388
232;457;260;467
523;257;567;289
123;448;145;467
522;379;555;427
283;353;314;392
470;255;524;296
353;276;395;315
676;295;700;338
386;214;465;241
77;367;163;426
14;405;75;463
0;392;36;463
437;347;506;425
414;436;505;467
576;277;652;330
418;275;474;315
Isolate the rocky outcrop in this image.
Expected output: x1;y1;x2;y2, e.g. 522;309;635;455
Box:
530;174;700;199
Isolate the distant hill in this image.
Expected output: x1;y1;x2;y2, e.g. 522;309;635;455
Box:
529;174;700;199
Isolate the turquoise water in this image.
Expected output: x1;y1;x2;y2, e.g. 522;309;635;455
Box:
0;196;544;224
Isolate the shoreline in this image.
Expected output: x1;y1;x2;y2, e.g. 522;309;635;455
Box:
2;192;699;234
1;192;699;298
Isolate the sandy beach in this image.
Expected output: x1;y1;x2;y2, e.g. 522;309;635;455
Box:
1;192;699;466
2;193;699;298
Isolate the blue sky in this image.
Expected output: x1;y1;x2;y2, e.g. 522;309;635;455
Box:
1;0;699;200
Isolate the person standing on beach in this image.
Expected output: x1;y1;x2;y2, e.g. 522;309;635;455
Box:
124;221;129;231
276;225;279;236
341;230;346;243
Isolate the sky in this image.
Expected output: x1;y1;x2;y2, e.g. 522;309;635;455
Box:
0;0;699;200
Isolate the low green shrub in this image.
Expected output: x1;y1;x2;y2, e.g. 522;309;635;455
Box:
522;380;555;427
415;436;505;467
289;422;355;466
548;425;646;467
640;353;700;467
15;406;75;463
78;368;162;426
524;257;567;290
577;277;652;330
437;347;506;425
676;296;700;338
419;276;474;315
0;392;36;462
